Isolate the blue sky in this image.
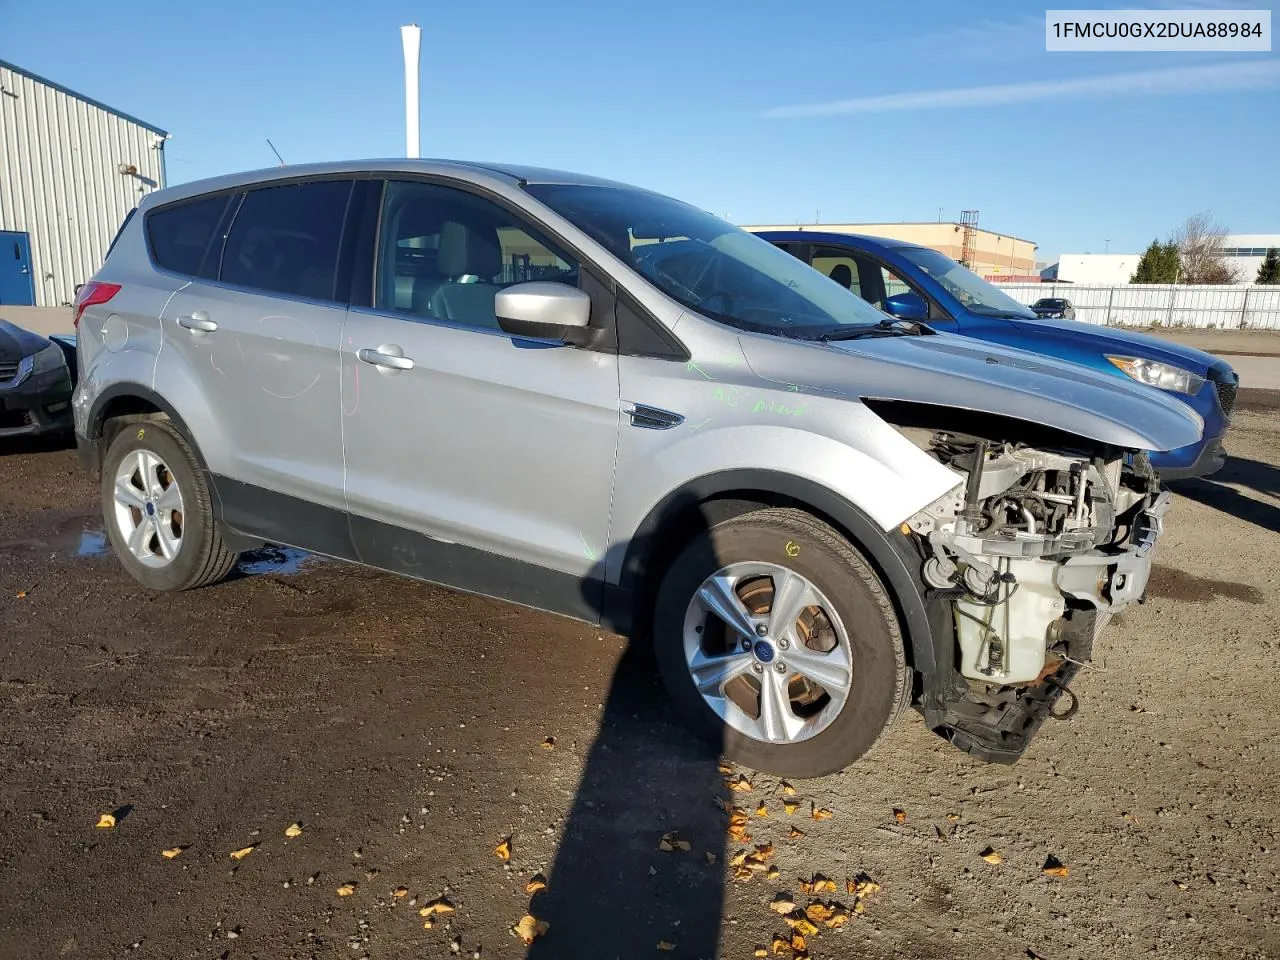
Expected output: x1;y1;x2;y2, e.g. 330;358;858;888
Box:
6;0;1278;261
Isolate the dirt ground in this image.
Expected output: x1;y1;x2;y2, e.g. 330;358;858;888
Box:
1;395;1278;960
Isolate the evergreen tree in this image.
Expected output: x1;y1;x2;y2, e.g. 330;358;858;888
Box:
1131;240;1180;283
1257;248;1280;284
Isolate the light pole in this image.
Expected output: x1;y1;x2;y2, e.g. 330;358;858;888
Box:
401;24;421;159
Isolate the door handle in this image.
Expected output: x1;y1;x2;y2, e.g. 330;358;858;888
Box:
178;314;217;333
357;347;414;371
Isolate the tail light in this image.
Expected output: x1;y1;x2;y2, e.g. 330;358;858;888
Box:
72;281;121;328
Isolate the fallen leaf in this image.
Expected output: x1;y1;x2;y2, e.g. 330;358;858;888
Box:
16;591;27;599
825;908;850;929
659;831;692;852
95;814;116;830
784;914;819;937
893;808;907;824
847;875;881;899
980;847;1003;865
754;949;768;958
756;802;769;818
657;942;676;952
1042;855;1069;878
704;852;717;865
732;866;754;881
805;902;835;923
771;935;790;955
781;781;796;796
229;845;255;860
495;837;512;861
853;899;866;915
393;886;409;898
525;873;547;893
717;761;734;774
422;919;435;930
788;826;805;840
420;896;455;916
729;849;749;868
512;915;549;945
337;883;356;896
284;822;303;838
811;805;833;822
539;736;556;750
769;894;797;915
754;842;775;861
791;932;808;952
799;874;836;895
767;865;780;881
727;774;753;793
161;846;186;859
782;799;801;815
947;813;961;822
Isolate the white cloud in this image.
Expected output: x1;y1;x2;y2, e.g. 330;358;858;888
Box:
759;59;1280;118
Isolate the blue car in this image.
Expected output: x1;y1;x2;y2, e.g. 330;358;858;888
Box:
752;231;1237;479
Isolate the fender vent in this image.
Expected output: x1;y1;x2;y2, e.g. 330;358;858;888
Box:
625;403;684;430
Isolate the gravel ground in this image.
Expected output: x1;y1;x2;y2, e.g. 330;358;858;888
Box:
1;395;1278;960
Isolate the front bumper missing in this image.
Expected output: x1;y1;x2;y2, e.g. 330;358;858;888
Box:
1057;490;1171;611
922;490;1172;765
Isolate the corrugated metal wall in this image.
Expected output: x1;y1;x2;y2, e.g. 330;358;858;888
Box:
994;283;1280;331
0;63;165;306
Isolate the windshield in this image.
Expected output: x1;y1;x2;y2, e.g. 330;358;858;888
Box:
522;182;890;337
894;246;1036;319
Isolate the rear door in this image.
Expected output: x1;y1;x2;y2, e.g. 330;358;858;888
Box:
340;178;620;619
156;178;356;553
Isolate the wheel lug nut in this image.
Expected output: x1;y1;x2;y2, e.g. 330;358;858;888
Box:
752;663;764;674
774;662;787;673
755;623;768;637
778;638;790;650
741;639;752;651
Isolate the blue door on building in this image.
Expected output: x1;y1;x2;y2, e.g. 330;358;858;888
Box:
0;231;36;306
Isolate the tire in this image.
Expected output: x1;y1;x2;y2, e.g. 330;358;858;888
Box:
653;507;910;779
100;418;239;592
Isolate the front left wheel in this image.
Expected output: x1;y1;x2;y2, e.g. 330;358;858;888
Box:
653;508;911;779
100;419;239;592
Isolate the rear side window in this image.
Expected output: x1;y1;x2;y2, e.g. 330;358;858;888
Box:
104;207;137;264
221;180;354;301
146;195;229;276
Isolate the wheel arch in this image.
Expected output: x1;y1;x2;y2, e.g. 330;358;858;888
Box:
617;469;939;675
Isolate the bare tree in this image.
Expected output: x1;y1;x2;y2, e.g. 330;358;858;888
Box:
1173;212;1238;284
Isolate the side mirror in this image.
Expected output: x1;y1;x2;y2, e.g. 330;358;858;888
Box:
882;291;928;322
496;282;592;342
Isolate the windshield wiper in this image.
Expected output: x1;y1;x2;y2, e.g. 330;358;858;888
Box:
816;317;928;342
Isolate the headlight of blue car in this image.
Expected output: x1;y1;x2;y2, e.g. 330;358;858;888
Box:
31;342;67;375
1105;355;1205;395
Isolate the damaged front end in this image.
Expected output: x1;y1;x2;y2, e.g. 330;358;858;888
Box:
895;422;1169;762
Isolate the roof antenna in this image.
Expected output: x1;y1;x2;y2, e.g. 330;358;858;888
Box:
266;139;286;166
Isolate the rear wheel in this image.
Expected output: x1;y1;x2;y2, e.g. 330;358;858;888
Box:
653;508;910;779
100;419;239;591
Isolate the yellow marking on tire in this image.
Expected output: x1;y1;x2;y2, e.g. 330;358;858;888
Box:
137;428;146;440
784;541;800;557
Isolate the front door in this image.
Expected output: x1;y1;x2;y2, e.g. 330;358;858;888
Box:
341;179;620;621
0;231;35;305
157;179;355;554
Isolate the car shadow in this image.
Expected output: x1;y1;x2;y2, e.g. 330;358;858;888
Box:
526;511;729;959
0;432;74;458
1169;455;1280;535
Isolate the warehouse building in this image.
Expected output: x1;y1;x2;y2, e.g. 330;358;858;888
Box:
740;221;1040;281
0;59;167;307
1041;235;1280;284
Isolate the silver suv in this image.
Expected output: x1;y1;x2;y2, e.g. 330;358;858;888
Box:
73;161;1201;777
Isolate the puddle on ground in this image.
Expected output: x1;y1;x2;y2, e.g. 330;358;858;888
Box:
237;545;316;576
1147;564;1264;605
77;529;108;557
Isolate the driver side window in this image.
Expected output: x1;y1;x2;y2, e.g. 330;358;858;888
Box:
375;181;577;331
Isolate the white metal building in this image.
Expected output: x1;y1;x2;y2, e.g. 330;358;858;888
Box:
1218;234;1280;283
0;59;167;307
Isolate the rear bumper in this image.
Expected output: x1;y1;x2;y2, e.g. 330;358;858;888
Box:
0;366;74;438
